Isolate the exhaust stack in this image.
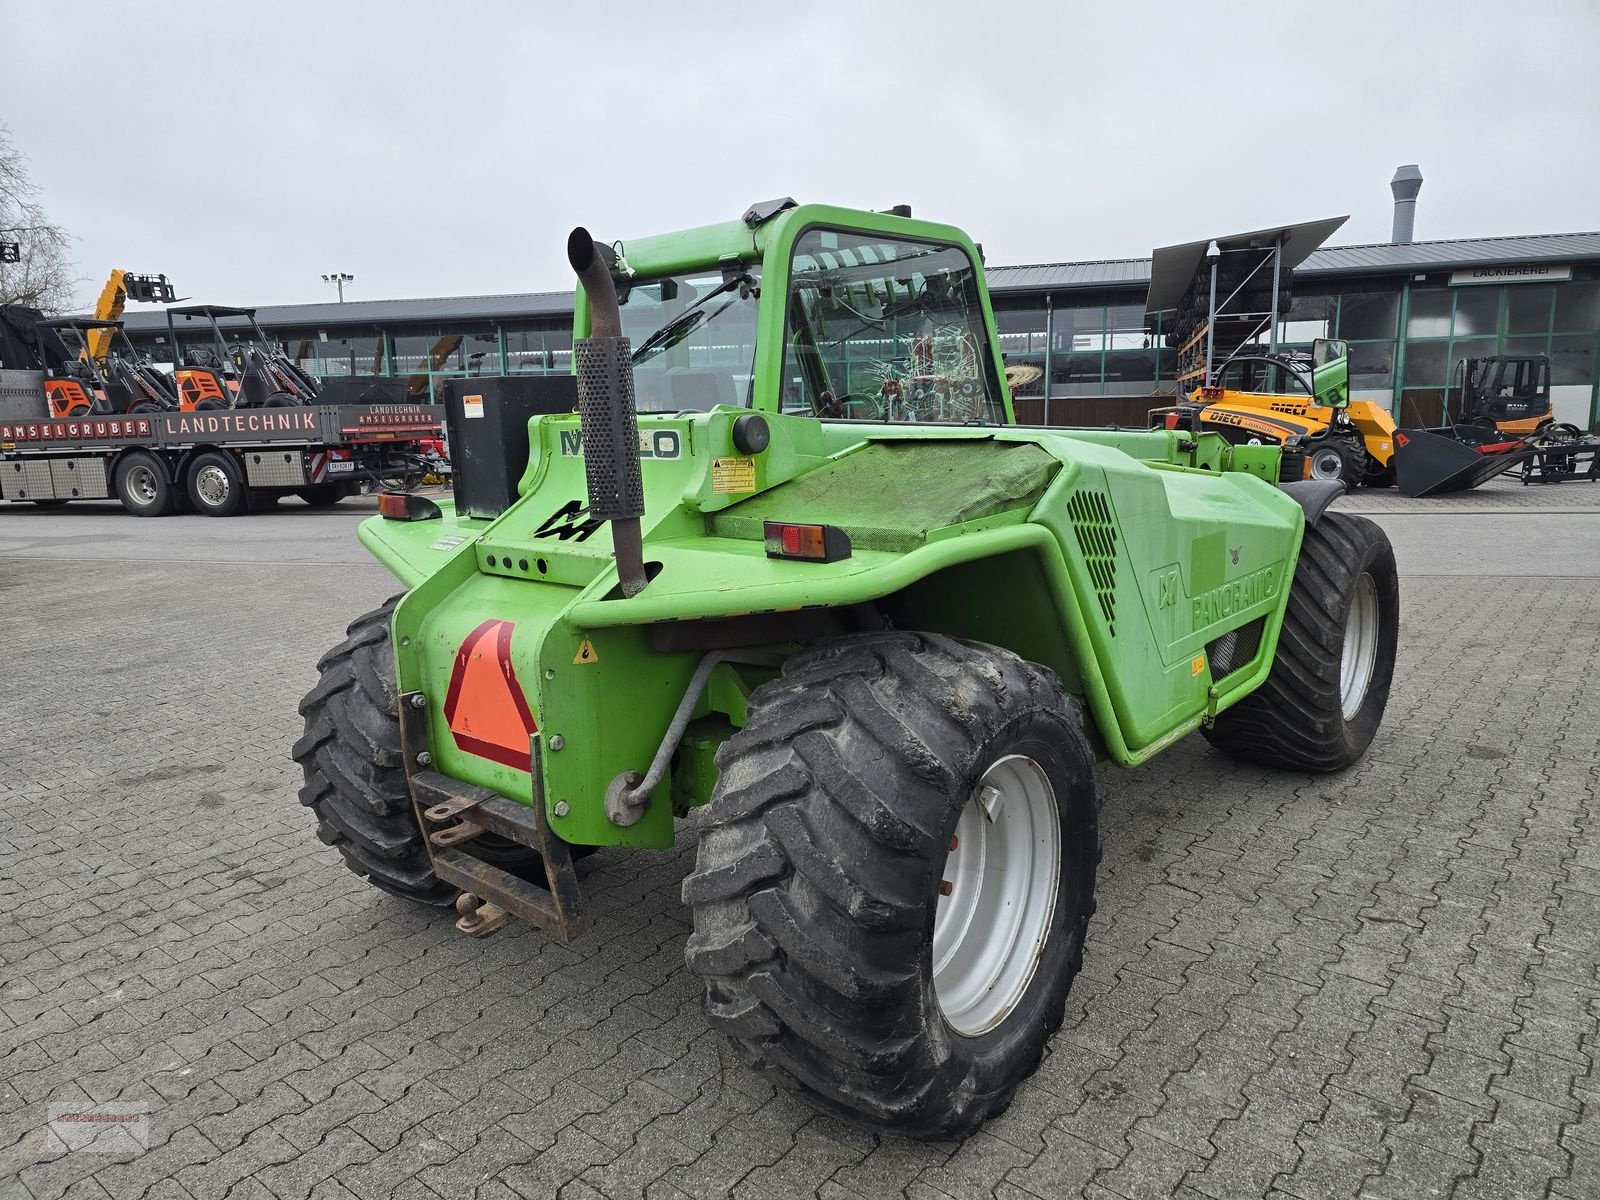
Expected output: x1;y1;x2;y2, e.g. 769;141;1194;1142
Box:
567;227;648;597
1390;165;1423;244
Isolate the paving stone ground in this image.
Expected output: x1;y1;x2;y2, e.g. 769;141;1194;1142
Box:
0;482;1595;1200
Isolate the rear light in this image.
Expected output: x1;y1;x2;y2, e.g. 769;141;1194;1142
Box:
763;520;851;563
1200;386;1223;400
378;491;442;521
1475;441;1522;455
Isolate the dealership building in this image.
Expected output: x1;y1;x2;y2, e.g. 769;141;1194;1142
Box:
122;223;1600;430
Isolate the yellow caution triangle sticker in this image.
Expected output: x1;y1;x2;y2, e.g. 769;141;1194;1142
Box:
573;638;599;666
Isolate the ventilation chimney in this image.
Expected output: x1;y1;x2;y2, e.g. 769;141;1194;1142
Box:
1390;164;1423;244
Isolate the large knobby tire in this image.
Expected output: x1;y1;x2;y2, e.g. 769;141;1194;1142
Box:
293;600;552;904
292;598;458;905
114;451;177;517
683;631;1100;1139
1204;512;1398;771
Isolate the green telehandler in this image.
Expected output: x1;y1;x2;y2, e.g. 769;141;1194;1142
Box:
294;200;1400;1138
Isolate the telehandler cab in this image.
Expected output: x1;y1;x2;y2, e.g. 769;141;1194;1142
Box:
295;201;1400;1137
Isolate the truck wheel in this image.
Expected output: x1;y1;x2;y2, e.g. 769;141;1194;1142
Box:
114;451;176;517
293;598;458;905
1203;512;1398;772
1362;461;1396;488
185;450;248;517
684;632;1100;1139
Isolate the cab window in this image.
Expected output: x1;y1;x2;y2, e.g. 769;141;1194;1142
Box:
781;229;1005;423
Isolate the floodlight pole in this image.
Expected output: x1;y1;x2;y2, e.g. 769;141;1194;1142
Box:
321;272;354;303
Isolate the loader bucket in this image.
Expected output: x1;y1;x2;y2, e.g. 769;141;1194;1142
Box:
1391;426;1531;497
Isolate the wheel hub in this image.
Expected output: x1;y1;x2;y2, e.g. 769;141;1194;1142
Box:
932;754;1061;1036
127;465;157;503
196;465;229;506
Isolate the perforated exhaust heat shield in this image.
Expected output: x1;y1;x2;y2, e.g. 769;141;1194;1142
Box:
568;226;648;596
574;336;644;521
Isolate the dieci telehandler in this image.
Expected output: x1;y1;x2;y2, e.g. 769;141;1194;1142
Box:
294;201;1400;1138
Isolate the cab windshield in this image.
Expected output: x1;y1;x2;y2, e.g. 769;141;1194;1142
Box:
617;267;761;412
781;229;1006;423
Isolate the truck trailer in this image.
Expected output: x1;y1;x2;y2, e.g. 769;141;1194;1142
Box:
0;368;443;515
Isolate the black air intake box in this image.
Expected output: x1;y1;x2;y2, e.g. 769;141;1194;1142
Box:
442;375;578;519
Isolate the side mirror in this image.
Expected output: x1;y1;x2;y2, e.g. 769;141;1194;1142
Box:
1311;339;1350;408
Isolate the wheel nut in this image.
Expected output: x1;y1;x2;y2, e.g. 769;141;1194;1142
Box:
939;880;954;896
554;801;570;818
549;735;565;752
410;694;427;709
950;835;959;851
416;751;432;767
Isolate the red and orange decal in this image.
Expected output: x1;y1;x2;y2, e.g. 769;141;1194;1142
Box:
442;619;537;770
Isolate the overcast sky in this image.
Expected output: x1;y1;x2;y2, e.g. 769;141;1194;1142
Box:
5;0;1597;310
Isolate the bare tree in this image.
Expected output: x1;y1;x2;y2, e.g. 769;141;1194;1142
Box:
0;125;78;313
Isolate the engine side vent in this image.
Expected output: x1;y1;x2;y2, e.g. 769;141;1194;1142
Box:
1206;617;1266;679
1066;489;1119;636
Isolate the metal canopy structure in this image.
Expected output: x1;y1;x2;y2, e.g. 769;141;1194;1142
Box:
1143;215;1348;315
165;304;259;319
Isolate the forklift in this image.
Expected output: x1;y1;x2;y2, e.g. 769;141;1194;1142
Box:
166;304;322;410
1447;355;1556;436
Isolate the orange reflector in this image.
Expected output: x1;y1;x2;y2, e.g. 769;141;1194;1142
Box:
763;520;851;563
1164;412;1181;430
378;491;442;520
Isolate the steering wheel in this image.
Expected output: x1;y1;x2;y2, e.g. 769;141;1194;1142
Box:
839;393;883;420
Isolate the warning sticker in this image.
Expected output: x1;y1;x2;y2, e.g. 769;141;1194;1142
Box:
711;456;757;494
462;395;485;419
1190;654;1207;677
573;638;599;666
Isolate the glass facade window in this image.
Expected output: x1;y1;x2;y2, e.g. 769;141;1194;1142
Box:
1507;286;1554;334
1550;334;1594;386
1106;305;1150;350
1349;341;1395;388
1451;288;1500;337
1338;293;1399;341
1554;281;1600;332
281;332;383;377
993;304;1047;399
1406;290;1452;338
1054;307;1105;352
1403;340;1448;388
1278;294;1333;345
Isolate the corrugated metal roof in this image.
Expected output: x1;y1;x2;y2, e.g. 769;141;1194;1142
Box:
1301;231;1600;274
985;259;1152;291
118;231;1600;335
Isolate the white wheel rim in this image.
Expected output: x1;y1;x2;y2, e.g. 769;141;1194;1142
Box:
932;754;1061;1037
126;465;157;503
1340;572;1380;720
1310;450;1343;480
196;465;229;506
